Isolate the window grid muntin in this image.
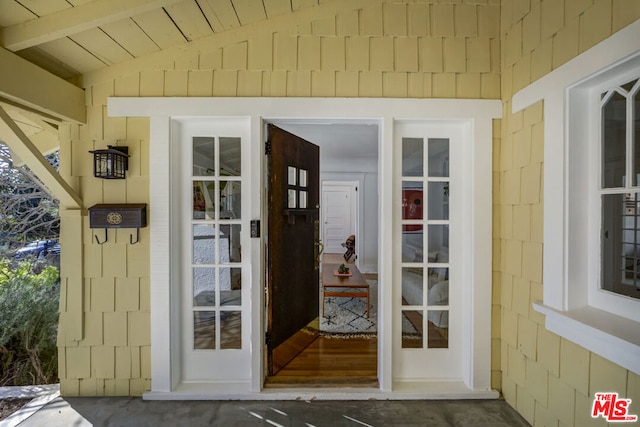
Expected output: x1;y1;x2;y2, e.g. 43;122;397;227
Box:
191;135;243;350
401;137;450;349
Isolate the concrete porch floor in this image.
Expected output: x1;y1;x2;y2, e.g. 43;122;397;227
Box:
16;397;531;426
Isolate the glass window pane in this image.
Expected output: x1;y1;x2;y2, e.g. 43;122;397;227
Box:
602;193;640;299
428;268;449;306
428;138;449;177
219;267;242;306
602;91;627;188
288;189;297;208
427;310;448;348
220;311;242;349
428;225;449;263
193;224;217;264
634;90;640;186
402;310;423;348
193;137;215;176
220;225;241;263
402;182;423;222
427;182;450;220
194;311;216;349
402;267;423;306
219;137;241;176
402;230;423;262
193;181;215;220
299;169;308;187
193;267;216;306
402;138;424;177
219;181;241;219
288;166;297;185
299;191;308;208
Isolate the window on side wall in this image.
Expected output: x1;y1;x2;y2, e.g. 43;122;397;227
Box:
600;78;640;302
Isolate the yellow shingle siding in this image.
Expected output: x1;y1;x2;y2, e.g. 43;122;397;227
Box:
58;0;500;397
497;1;640;425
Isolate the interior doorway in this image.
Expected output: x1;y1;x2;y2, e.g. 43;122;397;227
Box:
264;120;379;387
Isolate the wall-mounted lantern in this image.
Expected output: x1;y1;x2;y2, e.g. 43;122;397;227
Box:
89;146;129;179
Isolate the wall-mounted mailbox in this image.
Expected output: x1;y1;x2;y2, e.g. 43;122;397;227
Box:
88;203;147;244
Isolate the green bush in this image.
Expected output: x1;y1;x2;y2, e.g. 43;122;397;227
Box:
0;259;59;385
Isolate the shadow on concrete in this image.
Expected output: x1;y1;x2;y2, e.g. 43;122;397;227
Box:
17;397;531;427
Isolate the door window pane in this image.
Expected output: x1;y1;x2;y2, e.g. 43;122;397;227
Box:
428;270;449;306
428;225;449;263
219;267;242;306
194;311;216;349
193;181;215;220
193;137;215;176
193;267;216;306
427;182;449;220
402;310;423;348
220;225;241;263
193;224;217;264
288;189;297;208
219;181;241;219
219;137;241;176
288;166;297;185
402;230;423;262
427;310;448;348
402;182;423;222
602;91;627;188
402;268;423;306
299;169;308;187
220;311;242;349
428;138;449;177
402;138;424;177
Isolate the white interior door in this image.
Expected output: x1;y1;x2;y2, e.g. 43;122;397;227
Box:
322;183;356;254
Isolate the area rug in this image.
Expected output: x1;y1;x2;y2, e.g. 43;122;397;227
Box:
320;279;377;337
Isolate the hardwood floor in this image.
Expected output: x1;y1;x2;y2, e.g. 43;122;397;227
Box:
265;254;378;388
265;335;378;388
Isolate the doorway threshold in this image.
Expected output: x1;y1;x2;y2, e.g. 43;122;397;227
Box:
143;381;499;401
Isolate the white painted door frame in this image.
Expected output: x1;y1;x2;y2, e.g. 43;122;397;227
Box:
108;97;500;399
321;181;358;258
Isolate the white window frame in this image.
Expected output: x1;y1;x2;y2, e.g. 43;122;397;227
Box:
512;20;640;375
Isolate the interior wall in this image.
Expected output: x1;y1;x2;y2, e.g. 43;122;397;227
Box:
57;0;501;397
321;171;379;273
497;2;640;426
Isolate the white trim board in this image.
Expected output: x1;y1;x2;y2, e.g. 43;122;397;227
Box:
108;97;501;397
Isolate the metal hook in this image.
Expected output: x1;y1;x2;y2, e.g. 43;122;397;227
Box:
94;229;108;245
129;228;140;245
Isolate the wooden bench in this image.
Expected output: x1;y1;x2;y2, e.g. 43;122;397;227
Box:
321;264;370;318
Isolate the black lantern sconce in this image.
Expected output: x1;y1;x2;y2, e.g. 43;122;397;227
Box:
89;145;129;179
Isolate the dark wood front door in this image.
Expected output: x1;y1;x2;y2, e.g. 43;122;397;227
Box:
266;124;320;375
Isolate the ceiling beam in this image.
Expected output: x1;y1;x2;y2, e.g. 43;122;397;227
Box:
0;48;86;124
1;0;184;52
0;105;82;209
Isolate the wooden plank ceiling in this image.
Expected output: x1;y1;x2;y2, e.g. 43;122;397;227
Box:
0;0;321;81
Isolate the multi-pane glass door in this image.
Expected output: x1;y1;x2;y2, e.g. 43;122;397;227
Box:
395;121;462;381
178;118;250;382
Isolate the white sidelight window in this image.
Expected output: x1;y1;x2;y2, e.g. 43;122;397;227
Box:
177;118;251;383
